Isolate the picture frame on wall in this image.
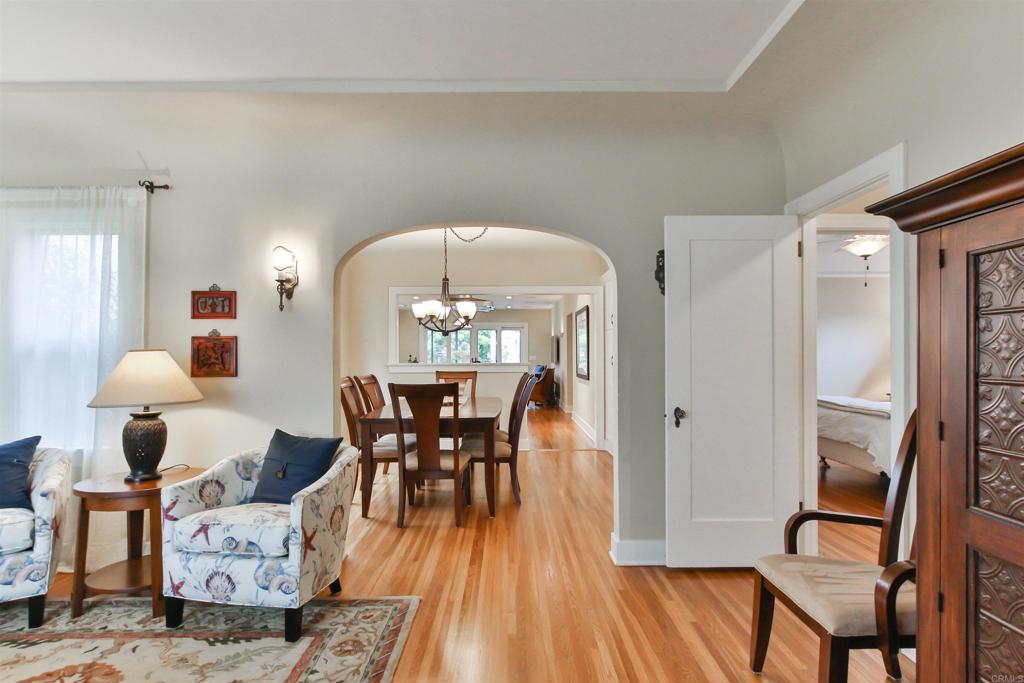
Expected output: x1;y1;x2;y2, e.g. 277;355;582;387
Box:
191;331;238;377
191;285;237;319
575;305;590;380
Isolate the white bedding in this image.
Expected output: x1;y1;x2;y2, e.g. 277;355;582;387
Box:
817;395;891;471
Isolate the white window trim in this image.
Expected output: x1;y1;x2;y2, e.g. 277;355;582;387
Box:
419;322;529;365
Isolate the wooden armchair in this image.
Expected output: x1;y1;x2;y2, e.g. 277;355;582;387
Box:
749;411;918;683
529;367;555;407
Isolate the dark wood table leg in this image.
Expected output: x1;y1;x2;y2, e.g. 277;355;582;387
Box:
71;505;90;618
361;421;374;518
148;502;165;617
485;422;496;517
127;509;144;559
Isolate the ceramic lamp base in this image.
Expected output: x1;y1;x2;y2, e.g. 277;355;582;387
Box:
122;411;167;483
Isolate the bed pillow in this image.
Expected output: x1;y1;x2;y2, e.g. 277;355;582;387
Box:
0;436;41;510
250;430;343;505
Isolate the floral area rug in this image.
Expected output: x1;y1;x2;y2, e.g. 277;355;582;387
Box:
0;596;418;683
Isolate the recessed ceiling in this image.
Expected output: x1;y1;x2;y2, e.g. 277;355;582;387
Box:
0;0;803;92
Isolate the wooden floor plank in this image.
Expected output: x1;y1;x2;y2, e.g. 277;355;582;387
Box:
48;407;913;682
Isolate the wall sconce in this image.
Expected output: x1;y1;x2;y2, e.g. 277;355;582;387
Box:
272;245;299;311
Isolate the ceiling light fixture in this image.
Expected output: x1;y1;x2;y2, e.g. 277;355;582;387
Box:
412;227;490;336
839;234;889;286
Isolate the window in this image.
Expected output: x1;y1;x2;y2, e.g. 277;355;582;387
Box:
419;323;527;365
500;328;522;363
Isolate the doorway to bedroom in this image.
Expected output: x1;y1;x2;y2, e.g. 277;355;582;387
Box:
811;191;894;559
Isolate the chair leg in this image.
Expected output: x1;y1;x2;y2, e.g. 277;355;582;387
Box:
27;594;45;628
453;474;464;528
461;468;472;505
406;479;417;506
818;634;850;683
329;578;342;595
749;573;776;673
165;596;185;628
509;459;522;505
285;606;303;642
383;462;390;475
879;646;903;680
397;476;407;528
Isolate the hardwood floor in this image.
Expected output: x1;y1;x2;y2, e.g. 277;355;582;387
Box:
49;408;912;682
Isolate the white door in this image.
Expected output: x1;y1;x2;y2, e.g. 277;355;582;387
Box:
665;215;802;567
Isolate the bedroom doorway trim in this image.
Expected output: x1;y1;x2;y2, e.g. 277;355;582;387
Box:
783;142;910;557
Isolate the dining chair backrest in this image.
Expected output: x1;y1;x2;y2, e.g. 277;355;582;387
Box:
389;382;460;473
435;370;477;401
355;374;386;411
507;372;532;432
509;374;539;453
339;376;367;449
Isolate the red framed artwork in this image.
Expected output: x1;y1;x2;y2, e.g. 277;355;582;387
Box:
191;288;237;319
191;333;238;377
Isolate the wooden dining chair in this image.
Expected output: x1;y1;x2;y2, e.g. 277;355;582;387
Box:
435;370;477;401
354;374;391;474
749;411;918;683
388;382;471;528
464;373;537;505
339;376;409;487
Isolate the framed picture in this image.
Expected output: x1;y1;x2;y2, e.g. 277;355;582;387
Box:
191;287;236;319
191;333;238;377
575;305;590;380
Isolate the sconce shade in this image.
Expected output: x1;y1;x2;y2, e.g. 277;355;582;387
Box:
88;350;203;408
272;245;295;273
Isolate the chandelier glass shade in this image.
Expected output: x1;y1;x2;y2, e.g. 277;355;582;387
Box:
413;228;489;336
839;234;889;258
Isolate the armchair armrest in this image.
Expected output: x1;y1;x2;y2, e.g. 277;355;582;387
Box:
29;448;73;556
784;509;884;554
289;445;359;602
875;559;917;677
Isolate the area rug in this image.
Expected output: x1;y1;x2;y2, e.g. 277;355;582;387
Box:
0;596;419;683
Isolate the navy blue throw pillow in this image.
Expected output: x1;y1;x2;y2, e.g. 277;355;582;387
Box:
0;436;41;510
250;430;343;505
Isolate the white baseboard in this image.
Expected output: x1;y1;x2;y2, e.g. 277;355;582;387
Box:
608;533;666;566
559;401;571;413
572;413;596;440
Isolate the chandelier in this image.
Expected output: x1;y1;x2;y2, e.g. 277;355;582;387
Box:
412;227;490;336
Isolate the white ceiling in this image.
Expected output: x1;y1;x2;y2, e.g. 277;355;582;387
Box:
0;0;803;92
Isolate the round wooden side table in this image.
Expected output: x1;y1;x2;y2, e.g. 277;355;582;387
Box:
71;467;203;618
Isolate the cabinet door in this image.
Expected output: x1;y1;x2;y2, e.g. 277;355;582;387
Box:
941;203;1024;681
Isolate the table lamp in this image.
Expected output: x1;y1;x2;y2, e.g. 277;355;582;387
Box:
88;349;203;483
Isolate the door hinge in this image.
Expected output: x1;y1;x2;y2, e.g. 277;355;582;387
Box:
939;249;946;268
938;592;945;612
797;241;803;258
938;421;945;441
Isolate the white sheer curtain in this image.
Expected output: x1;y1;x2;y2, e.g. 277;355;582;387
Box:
0;186;147;568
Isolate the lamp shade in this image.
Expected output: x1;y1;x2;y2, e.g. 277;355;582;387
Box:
88;349;203;408
840;235;889;258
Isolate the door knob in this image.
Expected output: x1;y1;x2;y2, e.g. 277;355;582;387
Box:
673;406;687;427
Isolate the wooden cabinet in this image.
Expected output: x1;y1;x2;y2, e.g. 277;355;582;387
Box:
869;143;1024;682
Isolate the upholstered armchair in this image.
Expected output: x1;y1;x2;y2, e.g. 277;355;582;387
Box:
0;448;74;627
161;444;359;641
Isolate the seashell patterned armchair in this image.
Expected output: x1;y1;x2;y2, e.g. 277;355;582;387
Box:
160;444;359;641
0;448;74;627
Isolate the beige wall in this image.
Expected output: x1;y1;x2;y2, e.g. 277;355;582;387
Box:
817;277;891;401
398;308;554;365
554;293;596;434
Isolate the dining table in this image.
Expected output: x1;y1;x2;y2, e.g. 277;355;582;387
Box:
358;396;503;518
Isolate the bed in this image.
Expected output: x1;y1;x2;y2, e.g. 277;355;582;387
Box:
817;395;892;476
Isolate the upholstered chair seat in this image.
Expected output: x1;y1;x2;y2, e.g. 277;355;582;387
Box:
755;554;917;637
403;450;471;472
173;503;292;557
0;508;36;555
463;429;509;447
462;441;513;461
0;448;74;627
